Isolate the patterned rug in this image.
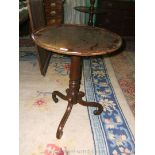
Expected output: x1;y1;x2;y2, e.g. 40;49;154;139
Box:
20;52;135;155
110;44;135;115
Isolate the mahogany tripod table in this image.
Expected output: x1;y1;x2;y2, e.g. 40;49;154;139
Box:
32;24;122;139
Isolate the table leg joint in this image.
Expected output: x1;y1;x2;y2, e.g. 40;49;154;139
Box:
52;91;68;103
78;96;103;115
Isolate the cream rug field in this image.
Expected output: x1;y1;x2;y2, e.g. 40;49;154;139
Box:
19;53;135;155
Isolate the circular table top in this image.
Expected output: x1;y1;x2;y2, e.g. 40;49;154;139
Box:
74;6;105;14
32;24;122;56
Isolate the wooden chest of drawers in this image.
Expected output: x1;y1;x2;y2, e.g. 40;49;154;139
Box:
44;0;64;25
95;0;135;36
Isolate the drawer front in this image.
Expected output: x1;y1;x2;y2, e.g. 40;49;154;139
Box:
43;0;64;25
45;8;63;17
44;0;63;10
47;16;63;25
44;2;63;11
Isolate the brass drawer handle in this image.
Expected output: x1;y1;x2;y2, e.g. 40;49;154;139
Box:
51;19;56;23
51;3;56;7
51;11;56;15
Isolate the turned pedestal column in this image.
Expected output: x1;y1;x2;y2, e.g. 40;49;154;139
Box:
52;56;103;138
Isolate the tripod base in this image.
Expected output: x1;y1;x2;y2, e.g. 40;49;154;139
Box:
52;90;103;139
52;56;103;139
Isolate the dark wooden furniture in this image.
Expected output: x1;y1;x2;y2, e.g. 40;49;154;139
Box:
44;0;64;25
74;0;103;26
95;0;135;36
27;0;64;76
32;24;122;139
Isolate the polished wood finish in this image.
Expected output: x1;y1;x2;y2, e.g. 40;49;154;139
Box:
27;0;64;76
27;0;52;76
27;0;46;30
32;24;122;139
52;56;103;139
44;0;64;26
88;0;95;26
32;25;122;56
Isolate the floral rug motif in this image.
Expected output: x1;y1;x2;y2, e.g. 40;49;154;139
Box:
20;53;134;155
110;50;135;115
83;58;134;155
